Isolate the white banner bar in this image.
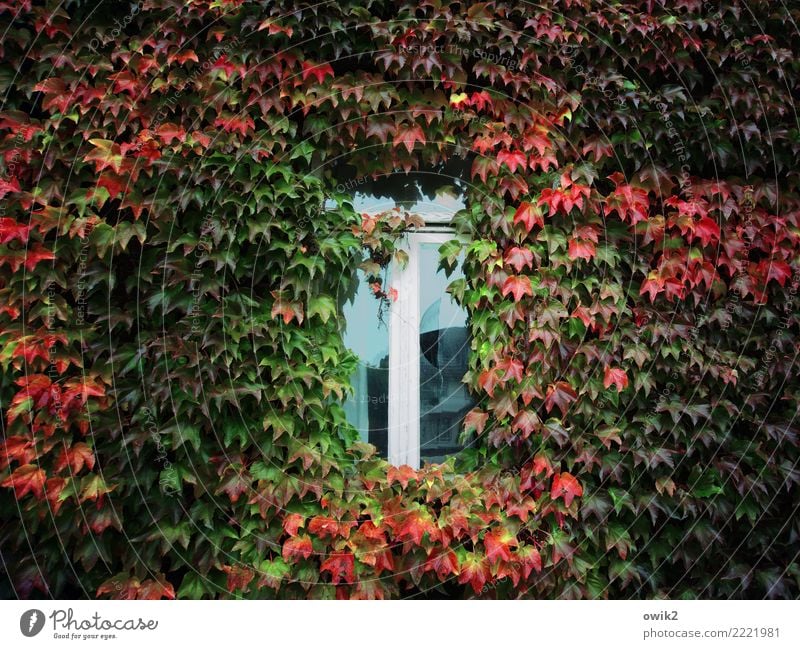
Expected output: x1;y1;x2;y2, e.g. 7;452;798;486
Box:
1;600;798;647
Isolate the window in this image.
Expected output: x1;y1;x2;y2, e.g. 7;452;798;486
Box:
339;177;474;468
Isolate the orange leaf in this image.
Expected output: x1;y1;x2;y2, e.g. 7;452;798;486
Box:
1;464;46;499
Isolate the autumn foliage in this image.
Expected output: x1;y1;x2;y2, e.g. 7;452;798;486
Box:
1;0;799;599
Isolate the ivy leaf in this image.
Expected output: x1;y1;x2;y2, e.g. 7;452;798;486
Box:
387;464;417;488
428;549;459;580
603;366;629;392
54;442;95;474
471;157;499;183
567;237;596;261
84;138;124;174
544;381;577;416
271;291;304;325
514;545;543;579
282;534;314;562
301;60;334;84
463;408;489;436
484;528;518;563
0;218;33;244
761;259;792;287
282;513;305;537
513;201;544;233
693;216;720;247
512;410;541;439
457;553;490;594
550;472;583;507
393;122;425;153
320;552;355;585
504;246;533;272
1;464;46;499
365;117;396;144
395;510;436;545
308;516;344;539
477;368;502;397
501;275;533;301
497;149;527;173
308;295;336;323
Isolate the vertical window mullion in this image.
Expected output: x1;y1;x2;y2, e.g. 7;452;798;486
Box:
388;234;420;468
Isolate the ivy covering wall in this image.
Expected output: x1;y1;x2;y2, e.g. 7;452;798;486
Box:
1;0;799;599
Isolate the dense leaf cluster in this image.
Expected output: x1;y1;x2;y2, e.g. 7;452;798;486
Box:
0;0;798;598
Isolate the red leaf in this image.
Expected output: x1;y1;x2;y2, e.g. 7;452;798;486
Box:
256;20;293;37
567;237;596;261
301;60;334;84
514;545;543;579
211;55;242;78
463;408;489;435
395;510;436;546
387;464;417;488
603;366;629;392
84;139;124;174
365;117;397;144
214;113;255;136
581;137;613;161
457;553;490;594
477;368;502;397
308;515;340;538
96;172;126;199
44;477;67;514
308;515;354;539
537;187;562;214
550;472;583;507
513;201;545;233
54;442;95;474
222;565;255;593
282;534;313;562
639;271;663;302
497;149;527;173
1;244;56;273
496;357;524;383
282;513;304;537
484;528;518;563
63;377;106;405
761;259;792;287
467;90;492;111
471;157;499;183
0;175;21;199
504;246;533;272
606;184;649;224
693;216;720;247
0;436;36;470
320;552;355;585
543;381;577;416
393;122;425;154
1;464;46;499
428;548;459;580
512;410;541;439
156;122;186;145
502;275;533;302
532;453;554;478
0;218;33;244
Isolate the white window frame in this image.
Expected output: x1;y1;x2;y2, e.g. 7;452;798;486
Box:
387;229;462;468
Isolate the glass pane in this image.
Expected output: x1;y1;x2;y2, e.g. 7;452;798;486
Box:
419;243;473;464
341;270;390;457
325;173;467;224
